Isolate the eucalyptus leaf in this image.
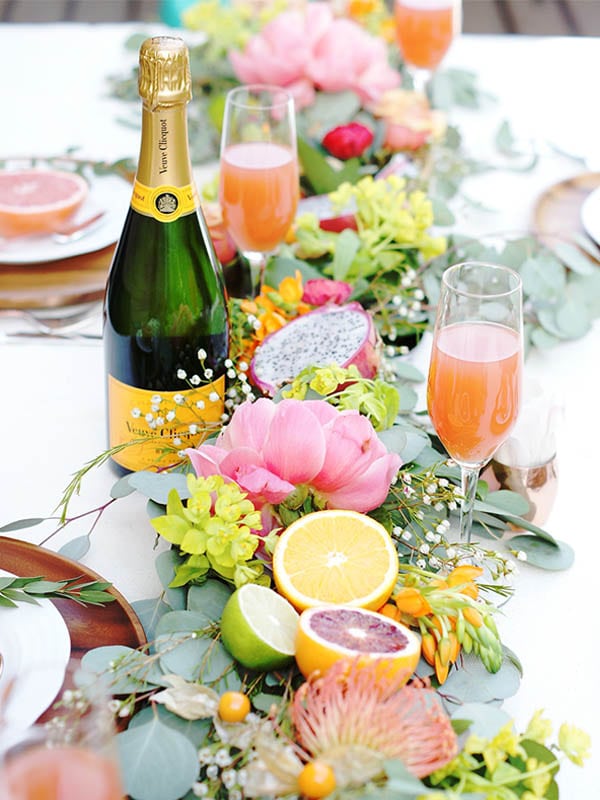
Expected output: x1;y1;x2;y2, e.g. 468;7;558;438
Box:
555;298;592;339
251;692;283;713
0;517;46;532
397;383;418;412
475;490;529;516
530;326;561;350
377;427;407;457
187;579;233;621
442;651;521;705
129;704;211;748
552;241;595;275
81;646;165;694
520;255;566;303
157;634;240;691
508;535;574;570
128;471;191;504
110;475;136;499
156;610;215;636
131;597;172;643
431;196;455;226
450;702;511;739
391;361;425;382
146;499;166;519
383;759;428;794
117;717;199;800
155;550;186;610
58;534;91;561
265;255;322;286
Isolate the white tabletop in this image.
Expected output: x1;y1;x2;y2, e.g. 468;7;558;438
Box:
1;24;599;791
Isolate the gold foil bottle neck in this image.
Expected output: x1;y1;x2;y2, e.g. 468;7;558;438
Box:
138;36;191;110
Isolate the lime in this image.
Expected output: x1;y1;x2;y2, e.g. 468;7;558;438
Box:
220;584;299;671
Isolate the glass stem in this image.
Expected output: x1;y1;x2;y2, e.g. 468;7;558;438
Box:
244;251;267;295
459;465;480;544
410;66;431;96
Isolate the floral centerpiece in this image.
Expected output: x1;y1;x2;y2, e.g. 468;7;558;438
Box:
3;3;596;799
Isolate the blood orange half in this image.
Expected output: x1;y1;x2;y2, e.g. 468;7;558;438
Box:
0;169;89;237
295;605;421;682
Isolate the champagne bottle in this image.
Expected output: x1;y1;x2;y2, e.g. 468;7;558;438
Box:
104;36;229;472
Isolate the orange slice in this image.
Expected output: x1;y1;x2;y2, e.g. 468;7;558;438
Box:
272;509;399;611
0;169;88;237
295;605;421;681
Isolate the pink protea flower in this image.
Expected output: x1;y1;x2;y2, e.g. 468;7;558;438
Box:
186;398;400;515
292;661;459;781
229;3;400;110
302;278;353;306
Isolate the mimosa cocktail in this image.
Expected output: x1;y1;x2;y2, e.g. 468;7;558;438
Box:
427;262;523;544
220;141;298;253
428;322;521;466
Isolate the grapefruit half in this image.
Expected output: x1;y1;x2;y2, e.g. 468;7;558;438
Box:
0;169;89;237
295;605;421;681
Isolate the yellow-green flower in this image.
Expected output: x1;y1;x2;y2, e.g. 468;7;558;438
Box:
558;723;591;766
524;709;553;744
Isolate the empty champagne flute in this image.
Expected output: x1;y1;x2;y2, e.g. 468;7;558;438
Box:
219;84;299;293
427;262;523;544
394;0;462;93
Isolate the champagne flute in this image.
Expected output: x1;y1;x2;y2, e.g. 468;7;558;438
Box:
0;661;124;800
394;0;462;94
427;262;523;544
219;84;299;293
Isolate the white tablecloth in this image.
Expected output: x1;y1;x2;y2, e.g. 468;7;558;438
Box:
1;24;599;791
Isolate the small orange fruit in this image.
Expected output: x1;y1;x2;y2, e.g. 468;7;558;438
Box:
297;760;336;799
218;691;251;723
295;605;421;681
272;510;398;611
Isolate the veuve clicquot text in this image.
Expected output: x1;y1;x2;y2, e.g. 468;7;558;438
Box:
104;36;229;472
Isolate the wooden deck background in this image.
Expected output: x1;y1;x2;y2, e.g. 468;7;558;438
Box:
1;0;600;35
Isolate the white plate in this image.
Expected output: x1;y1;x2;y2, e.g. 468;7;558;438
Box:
0;569;71;730
580;185;600;245
0;168;131;265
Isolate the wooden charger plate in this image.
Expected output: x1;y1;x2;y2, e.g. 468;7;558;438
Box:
0;536;146;659
532;171;600;245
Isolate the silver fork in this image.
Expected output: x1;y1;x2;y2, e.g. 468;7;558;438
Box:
0;303;102;336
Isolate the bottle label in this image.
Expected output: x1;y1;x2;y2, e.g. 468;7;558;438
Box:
108;374;225;472
131;180;199;222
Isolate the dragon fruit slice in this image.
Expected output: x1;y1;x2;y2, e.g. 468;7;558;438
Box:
249;302;381;395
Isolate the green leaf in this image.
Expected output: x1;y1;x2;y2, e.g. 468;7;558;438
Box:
117;717;199;800
521;255;566;303
555;298;592;339
187;579;233;621
156;610;214;636
129;704;211;748
475;490;530;516
155;551;187;610
442;651;521;705
128;472;191;504
265;254;322;286
24;580;64;594
0;517;47;532
383;759;428;794
552;241;595;275
451;702;511;739
332;228;361;281
158;634;240;692
110;475;136;499
508;535;574;570
531;326;561;350
391;362;425;383
81;646;165;694
297;136;341;195
58;534;91;561
430;196;455;226
376;427;407;457
131;597;173;643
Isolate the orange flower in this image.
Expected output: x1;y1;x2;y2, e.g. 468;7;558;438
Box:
255;309;287;342
372;89;447;151
278;270;304;305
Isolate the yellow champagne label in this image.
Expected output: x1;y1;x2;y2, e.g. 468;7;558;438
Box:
131;180;198;222
108;374;225;472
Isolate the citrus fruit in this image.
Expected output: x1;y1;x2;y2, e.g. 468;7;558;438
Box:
218;691;251;723
294;605;421;681
219;584;299;671
272;510;398;611
0;168;88;237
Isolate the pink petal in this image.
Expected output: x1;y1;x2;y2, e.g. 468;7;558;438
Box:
217;398;276;451
235;466;295;506
302;399;340;425
186;445;228;478
262;400;326;484
325;453;401;512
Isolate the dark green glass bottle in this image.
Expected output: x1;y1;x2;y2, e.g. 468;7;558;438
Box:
104;36;229;472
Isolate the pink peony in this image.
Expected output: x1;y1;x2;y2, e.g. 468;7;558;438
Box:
302;278;353;306
229;3;400;110
187;398;400;515
322;122;374;160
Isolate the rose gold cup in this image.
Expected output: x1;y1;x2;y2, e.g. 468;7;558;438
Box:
491;455;558;527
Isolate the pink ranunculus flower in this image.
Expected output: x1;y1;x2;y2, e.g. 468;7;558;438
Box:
322;122;374;160
229;3;400;110
186;398;401;516
302;278;353;306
